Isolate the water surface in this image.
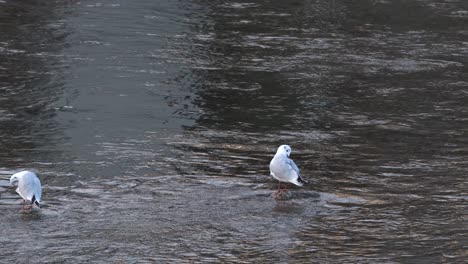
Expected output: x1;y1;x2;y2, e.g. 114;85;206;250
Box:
0;0;467;263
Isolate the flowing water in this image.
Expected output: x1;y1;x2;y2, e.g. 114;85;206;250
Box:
0;0;467;263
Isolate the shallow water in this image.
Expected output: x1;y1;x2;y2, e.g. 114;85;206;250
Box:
0;0;467;263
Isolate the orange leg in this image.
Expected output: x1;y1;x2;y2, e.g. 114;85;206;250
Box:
274;181;282;198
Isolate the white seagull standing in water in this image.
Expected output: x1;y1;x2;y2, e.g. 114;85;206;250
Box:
269;145;307;198
10;171;42;210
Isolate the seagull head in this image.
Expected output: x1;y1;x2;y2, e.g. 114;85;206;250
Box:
10;174;20;187
277;145;292;157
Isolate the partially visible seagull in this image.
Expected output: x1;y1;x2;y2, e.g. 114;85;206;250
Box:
10;171;42;209
269;145;307;198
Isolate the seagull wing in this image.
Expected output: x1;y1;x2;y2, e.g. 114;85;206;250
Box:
288;157;308;185
20;173;41;202
287;158;301;175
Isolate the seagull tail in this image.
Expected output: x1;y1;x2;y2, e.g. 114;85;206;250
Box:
297;175;308;185
291;175;307;187
32;195;41;208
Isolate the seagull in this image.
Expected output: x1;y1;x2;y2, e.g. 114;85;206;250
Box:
269;145;307;198
10;171;42;210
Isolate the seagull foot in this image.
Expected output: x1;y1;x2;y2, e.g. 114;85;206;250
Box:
272;190;292;200
272;191;281;199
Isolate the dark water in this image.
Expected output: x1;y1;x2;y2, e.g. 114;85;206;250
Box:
1;0;467;263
